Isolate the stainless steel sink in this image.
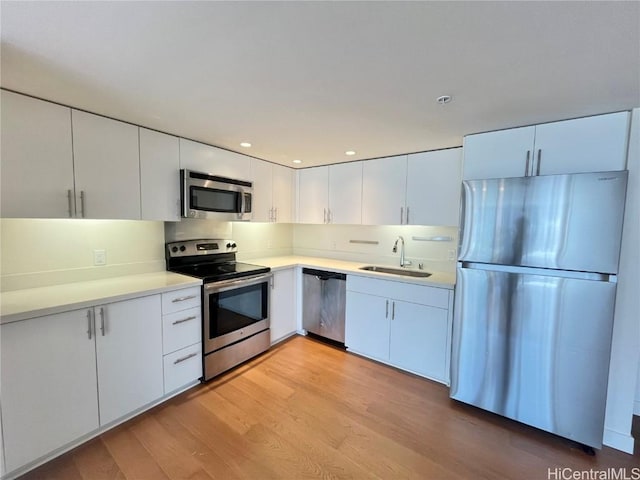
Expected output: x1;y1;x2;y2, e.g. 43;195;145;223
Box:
359;265;432;278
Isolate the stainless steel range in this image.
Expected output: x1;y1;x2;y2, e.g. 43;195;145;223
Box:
166;239;272;381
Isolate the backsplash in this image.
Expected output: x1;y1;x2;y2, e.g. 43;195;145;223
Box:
0;219;165;291
293;224;458;273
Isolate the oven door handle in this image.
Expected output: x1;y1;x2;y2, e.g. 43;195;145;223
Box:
204;272;273;293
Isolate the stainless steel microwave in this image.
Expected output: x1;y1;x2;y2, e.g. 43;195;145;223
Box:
181;169;252;220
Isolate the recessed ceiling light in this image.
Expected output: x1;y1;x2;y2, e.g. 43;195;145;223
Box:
345;150;356;156
292;159;302;164
240;142;252;148
436;95;452;105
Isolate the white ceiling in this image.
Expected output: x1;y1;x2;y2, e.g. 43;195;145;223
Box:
1;1;638;168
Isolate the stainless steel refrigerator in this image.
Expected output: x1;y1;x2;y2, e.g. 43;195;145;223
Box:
450;170;628;449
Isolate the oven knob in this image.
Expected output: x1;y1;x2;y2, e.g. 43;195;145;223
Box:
179;245;186;252
171;246;178;253
231;243;237;248
226;243;232;249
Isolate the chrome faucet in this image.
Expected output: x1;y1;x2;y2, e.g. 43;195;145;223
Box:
392;236;412;267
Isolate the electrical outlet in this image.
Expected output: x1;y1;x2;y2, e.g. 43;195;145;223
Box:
331;241;337;250
93;249;106;266
448;249;456;261
267;240;273;249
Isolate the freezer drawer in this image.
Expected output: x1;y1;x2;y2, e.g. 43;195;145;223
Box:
302;268;346;343
450;266;617;448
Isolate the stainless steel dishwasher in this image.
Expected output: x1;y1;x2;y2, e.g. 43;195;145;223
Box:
302;268;346;344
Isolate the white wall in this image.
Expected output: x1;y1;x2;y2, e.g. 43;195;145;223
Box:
232;222;293;260
603;107;640;453
293;224;458;273
0;219;165;291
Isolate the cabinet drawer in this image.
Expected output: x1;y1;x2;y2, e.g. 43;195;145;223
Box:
347;275;449;308
162;287;200;314
162;307;201;354
163;343;202;394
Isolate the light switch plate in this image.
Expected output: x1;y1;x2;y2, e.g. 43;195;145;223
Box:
93;249;106;266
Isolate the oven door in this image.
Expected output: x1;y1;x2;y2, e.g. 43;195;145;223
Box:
203;273;272;353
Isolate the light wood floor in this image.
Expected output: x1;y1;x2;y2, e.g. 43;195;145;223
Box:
20;335;639;479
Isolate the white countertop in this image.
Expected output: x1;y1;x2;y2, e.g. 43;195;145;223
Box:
245;255;456;290
0;272;202;324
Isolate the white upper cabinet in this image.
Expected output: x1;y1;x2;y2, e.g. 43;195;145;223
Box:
328;162;363;224
463;126;535;180
139;128;181;221
1;90;75;218
463;112;630;180
250;160;294;223
272;164;294;223
297;166;329;224
72;110;141;219
362;155;408;225
179;138;251;180
406;148;462;226
533;112;630;175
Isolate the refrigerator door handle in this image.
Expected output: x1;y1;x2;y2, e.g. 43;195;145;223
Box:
459;261;615;282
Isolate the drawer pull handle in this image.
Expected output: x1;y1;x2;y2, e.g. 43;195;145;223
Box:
172;315;197;325
172;295;197;303
174;352;198;364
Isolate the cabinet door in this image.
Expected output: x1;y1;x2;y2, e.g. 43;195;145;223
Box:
139;128;181;221
180;139;250;180
406;148;462;226
462;126;535;180
298;166;329;223
272;164;294;223
1;91;74;218
250;159;273;222
328;162;363;224
95;296;163;426
345;291;390;361
390;300;448;382
1;310;99;473
534;112;630;175
270;268;296;343
72;110;141;219
362;155;407;225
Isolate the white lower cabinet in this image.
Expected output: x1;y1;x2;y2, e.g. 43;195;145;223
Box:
161;287;202;394
269;268;296;343
95;296;163;426
0;290;188;476
345;275;452;384
1;309;100;473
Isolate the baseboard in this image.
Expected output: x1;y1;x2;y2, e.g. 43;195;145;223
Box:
634;400;640;416
603;428;635;454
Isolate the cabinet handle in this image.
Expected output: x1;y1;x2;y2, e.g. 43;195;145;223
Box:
174;352;198;365
406;206;410;225
172;295;197;303
400;207;404;225
536;149;542;176
274;207;278;223
391;301;395;320
328;209;332;224
87;310;93;340
172;315;197;325
524;150;531;177
385;299;389;318
67;189;75;218
323;208;327;224
80;190;86;218
99;307;106;336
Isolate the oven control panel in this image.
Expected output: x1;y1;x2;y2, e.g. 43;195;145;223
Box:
166;239;238;257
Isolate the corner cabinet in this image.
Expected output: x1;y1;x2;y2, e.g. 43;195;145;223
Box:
0;293;167;476
269;268;297;343
463;112;630;180
250;160;294;223
345;275;453;384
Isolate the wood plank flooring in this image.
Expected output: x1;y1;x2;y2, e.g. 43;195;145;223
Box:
19;336;639;479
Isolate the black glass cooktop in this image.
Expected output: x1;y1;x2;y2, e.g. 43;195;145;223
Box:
172;261;270;283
